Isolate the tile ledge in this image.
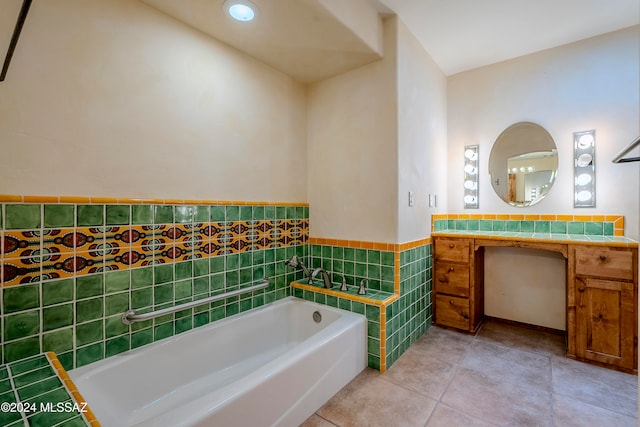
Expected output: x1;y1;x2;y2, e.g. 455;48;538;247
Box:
432;230;638;247
291;281;398;306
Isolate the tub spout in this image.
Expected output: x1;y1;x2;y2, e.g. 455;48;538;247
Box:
310;268;333;288
321;269;333;289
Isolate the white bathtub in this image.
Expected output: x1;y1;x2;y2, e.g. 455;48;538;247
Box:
69;297;366;427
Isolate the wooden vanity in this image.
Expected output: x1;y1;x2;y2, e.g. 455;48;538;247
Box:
432;232;638;373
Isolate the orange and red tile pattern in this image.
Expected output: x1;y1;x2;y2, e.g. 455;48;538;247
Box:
1;201;308;287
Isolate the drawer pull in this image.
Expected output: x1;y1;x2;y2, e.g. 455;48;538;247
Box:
462;314;469;320
449;300;454;305
599;255;607;261
578;286;586;293
449;244;455;248
448;267;454;272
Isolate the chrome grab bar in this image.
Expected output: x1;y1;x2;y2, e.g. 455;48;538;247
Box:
121;279;270;325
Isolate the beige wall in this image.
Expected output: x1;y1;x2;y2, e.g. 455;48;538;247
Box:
448;26;640;328
306;18;398;243
0;0;307;202
396;19;447;243
448;26;640;236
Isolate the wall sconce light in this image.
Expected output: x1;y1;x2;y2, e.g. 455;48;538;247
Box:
574;130;595;207
464;145;479;209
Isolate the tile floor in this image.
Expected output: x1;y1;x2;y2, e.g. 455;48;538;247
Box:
301;320;638;427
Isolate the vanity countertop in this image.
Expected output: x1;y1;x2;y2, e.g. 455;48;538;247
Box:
432;230;638;248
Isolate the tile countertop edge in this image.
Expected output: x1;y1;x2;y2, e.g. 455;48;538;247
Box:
431;231;639;248
290;282;399;306
45;352;102;427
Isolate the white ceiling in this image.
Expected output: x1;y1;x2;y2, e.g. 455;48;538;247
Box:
378;0;640;75
141;0;639;81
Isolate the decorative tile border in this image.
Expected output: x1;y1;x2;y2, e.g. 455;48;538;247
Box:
432;214;625;236
1;203;309;287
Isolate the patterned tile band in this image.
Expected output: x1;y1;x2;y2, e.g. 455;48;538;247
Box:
1;203;309;286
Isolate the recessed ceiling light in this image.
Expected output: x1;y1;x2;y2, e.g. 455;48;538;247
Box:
224;0;256;22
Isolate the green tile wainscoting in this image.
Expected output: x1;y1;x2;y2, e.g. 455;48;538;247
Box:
0;201;309;370
293;241;432;372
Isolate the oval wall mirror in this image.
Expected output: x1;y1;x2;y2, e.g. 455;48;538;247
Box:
488;122;558;207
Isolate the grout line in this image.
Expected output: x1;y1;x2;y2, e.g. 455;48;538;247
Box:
5;363;30;426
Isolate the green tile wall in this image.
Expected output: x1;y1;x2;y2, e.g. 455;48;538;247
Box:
385;244;432;368
300;242;432;371
0;202;308;369
0;354;90;426
308;245;395;293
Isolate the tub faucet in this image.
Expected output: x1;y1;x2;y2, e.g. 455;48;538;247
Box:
310;268;333;289
284;255;311;280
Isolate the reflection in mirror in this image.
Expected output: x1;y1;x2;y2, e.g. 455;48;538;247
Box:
489;122;558;207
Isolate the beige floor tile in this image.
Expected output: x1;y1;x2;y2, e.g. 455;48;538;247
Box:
552;394;638;427
441;367;554;426
309;322;637;427
461;340;552;392
382;346;457;400
476;320;566;356
551;356;637;418
316;368;437;427
425;404;497;427
299;414;338;427
409;325;473;365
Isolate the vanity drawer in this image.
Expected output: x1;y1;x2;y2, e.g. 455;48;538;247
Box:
435;238;470;263
574;246;634;281
435;295;470;330
434;262;470;297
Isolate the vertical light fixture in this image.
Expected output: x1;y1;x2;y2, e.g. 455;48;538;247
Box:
463;145;479;209
574;130;596;207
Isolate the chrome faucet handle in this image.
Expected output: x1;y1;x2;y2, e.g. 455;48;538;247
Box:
339;275;348;291
358;279;367;295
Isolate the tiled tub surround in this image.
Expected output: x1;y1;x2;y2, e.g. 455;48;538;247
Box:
0;352;98;427
292;238;432;372
433;213;625;237
0;198;309;369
